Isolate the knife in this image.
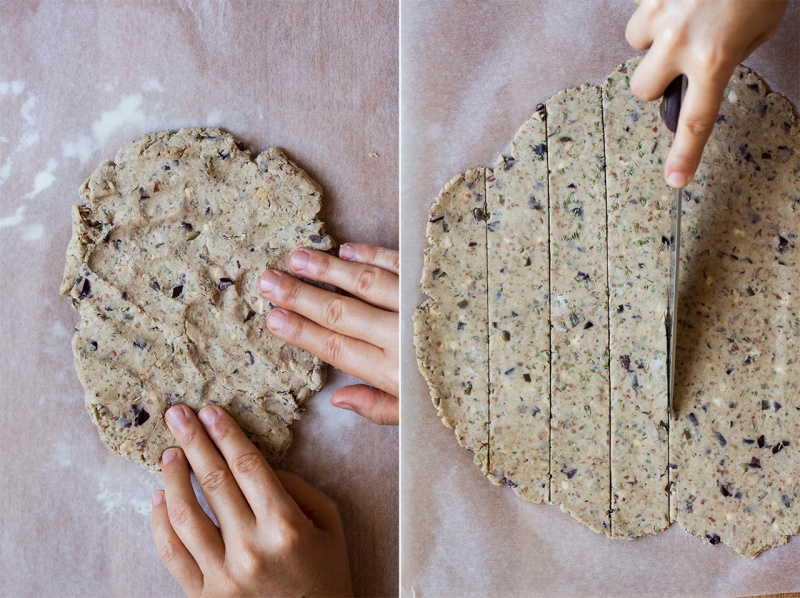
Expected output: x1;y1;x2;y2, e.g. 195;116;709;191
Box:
660;75;686;414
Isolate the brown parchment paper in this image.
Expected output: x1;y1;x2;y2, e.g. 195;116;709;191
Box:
401;1;800;596
0;2;398;596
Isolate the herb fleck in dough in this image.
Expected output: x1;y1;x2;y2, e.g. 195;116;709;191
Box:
415;58;800;557
62;128;335;473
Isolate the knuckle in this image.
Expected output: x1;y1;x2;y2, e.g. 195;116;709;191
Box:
232;451;265;477
322;297;344;328
237;542;268;577
168;498;194;528
279;276;302;306
696;44;728;78
314;252;332;277
158;537;183;567
322;333;344;363
389;253;400;273
198;467;230;493
356;267;377;295
284;314;304;340
659;24;682;50
682;115;715;138
175;424;198;448
271;520;302;553
209;415;232;442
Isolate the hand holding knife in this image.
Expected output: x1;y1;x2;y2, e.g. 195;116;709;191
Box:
661;75;686;413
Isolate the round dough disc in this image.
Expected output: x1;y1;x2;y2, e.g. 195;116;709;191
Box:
61;128;335;473
415;59;800;557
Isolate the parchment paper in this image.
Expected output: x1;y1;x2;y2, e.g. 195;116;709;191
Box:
400;1;800;596
0;2;398;596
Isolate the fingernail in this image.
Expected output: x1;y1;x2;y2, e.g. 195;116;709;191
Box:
332;400;354;412
339;243;356;261
165;405;188;429
268;308;288;331
198;405;219;426
152;490;165;506
667;171;688;188
259;270;280;295
162;448;179;465
291;248;311;272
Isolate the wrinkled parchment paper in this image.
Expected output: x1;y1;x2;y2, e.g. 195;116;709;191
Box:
401;1;800;596
0;2;398;596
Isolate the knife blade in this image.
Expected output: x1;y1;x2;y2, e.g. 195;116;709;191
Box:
660;75;686;413
667;185;682;413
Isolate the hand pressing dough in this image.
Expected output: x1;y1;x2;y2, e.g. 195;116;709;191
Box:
61;128;335;473
414;58;800;557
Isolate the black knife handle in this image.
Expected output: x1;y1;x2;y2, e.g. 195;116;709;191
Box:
660;75;686;134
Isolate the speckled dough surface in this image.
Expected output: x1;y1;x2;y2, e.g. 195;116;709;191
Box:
486;109;550;502
414;58;800;557
548;84;611;534
414;168;490;472
603;60;671;539
671;67;800;557
61;128;335;473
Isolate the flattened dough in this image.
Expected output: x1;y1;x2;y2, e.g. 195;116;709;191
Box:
548;84;611;534
415;58;800;557
414;168;490;471
672;68;800;557
62;128;335;472
603;60;671;538
486;108;550;502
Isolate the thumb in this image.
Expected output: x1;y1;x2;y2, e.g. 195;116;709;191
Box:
331;384;398;425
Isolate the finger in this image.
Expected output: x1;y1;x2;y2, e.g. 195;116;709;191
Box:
267;308;396;395
194;405;303;524
625;2;654;51
665;76;724;188
339;243;399;275
150;490;204;595
164;405;253;533
161;447;225;569
628;44;681;102
260;269;394;348
331;384;399;425
274;470;344;534
290;248;399;311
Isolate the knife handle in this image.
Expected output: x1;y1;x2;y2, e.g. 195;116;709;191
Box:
659;75;686;134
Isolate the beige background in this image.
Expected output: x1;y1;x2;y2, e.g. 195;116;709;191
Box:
0;1;398;596
401;0;800;596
